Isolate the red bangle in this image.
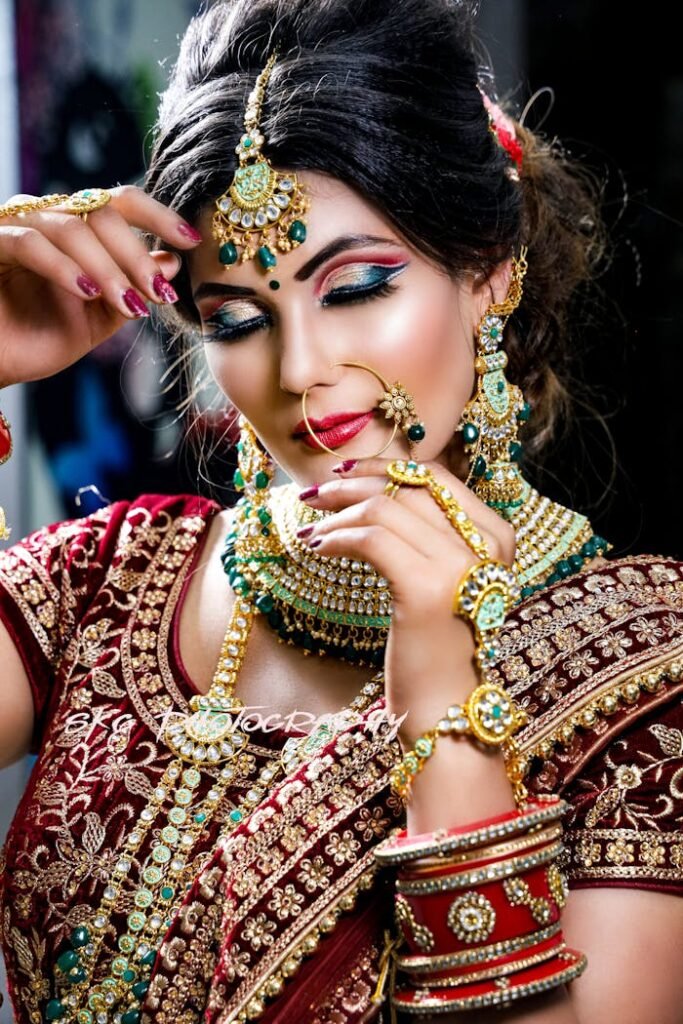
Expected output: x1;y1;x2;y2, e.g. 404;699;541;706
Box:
391;947;587;1014
395;859;565;958
374;796;566;868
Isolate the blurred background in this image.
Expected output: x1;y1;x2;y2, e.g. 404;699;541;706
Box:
0;0;681;1014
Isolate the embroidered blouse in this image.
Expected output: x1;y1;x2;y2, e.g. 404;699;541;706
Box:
0;493;681;1023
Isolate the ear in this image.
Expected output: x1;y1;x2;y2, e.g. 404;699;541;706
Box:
468;258;513;330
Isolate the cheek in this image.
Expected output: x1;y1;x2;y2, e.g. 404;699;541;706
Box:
202;342;271;410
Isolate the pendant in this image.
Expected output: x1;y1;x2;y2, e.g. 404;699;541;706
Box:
164;693;249;766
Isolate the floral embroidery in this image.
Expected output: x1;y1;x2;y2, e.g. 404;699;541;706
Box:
325;830;362;866
296;856;334;892
595;630;633;658
606;838;634;865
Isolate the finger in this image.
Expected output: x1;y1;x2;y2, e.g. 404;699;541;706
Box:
94;184;203;249
21;211;156;319
0;225;106;302
150;250;182;280
83;203;181;304
300;492;455;561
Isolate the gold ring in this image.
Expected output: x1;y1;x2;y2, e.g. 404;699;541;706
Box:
301;361;399;458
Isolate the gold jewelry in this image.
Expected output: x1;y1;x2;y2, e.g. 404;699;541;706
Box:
383;459;488;558
459;246;530;515
212;52;309;271
0;188;111;222
396;841;564;896
410;942;564;989
396;922;562;973
403;825;563;875
301;362;425;458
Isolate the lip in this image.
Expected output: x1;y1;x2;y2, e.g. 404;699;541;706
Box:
292;409;373;435
296;411;375;451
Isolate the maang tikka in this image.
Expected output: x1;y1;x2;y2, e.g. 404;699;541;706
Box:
458;246;532;519
212;52;309;272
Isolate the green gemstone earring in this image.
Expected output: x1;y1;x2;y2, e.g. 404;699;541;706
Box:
212;52;309;272
231;416;275;500
458;247;531;519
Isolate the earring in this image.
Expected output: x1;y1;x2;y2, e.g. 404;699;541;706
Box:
232;415;275;500
301;361;426;459
458;247;532;519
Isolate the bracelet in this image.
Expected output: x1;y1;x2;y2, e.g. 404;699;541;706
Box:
0;409;12;542
399;824;562;876
396;921;563;973
373;796;566;867
396;841;563;896
410;936;565;988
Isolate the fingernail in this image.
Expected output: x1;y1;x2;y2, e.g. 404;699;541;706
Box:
77;274;102;297
152;273;179;304
309;537;322;549
332;459;358;474
178;222;202;242
296;525;314;538
298;486;319;500
122;288;150;318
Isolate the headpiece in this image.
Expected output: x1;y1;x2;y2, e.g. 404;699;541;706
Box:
480;89;523;180
212;52;310;271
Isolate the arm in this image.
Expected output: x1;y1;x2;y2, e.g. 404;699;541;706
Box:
0;617;34;768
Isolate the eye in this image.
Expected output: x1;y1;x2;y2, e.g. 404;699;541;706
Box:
202;301;272;344
321;261;407;307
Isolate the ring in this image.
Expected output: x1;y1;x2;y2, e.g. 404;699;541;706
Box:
385;460;490;560
301;361;399;458
0;188;112;223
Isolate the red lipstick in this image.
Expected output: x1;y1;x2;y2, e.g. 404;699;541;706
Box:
293;410;375;451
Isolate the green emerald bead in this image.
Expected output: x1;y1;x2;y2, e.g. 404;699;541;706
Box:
261;526;271;536
517;401;531;422
141;950;156;967
70;926;90;948
546;572;562;585
257;246;277;269
122;967;137;983
233;576;251;596
490;327;499;339
492;705;502;719
407;422;425;442
256;593;275;614
484;469;494;481
473;456;486;478
462;423;479;444
218;242;238;266
194;811;207;824
288;219;307;243
556;559;572;578
521;586;535;599
258;508;272;525
509;442;523;462
67;967;87;985
232;469;245;490
497;380;505;393
160;886;174;900
569;553;584;571
581;540;596;558
230;809;243;822
594;535;608;551
45;1000;67;1020
254;470;269;489
407;461;418;470
121;1012;141;1024
57;949;80;973
243;137;252;147
132;981;150;1000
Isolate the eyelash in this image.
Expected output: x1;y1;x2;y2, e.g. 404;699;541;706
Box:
203;278;399;344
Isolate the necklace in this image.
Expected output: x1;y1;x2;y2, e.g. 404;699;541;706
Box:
44;577;383;1024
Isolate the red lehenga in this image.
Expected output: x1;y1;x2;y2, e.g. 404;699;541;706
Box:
0;493;681;1023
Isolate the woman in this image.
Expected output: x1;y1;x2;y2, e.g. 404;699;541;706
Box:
0;1;682;1022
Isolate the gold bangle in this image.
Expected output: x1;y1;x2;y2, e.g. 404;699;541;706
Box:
401;824;563;875
409;942;565;989
396;841;564;896
396;922;563;973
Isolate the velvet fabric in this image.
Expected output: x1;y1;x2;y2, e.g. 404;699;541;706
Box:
0;494;681;1022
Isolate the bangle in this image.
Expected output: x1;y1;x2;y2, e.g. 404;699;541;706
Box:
400;824;563;875
374;796;566;867
396;921;563;973
0;409;12;542
395;840;563;896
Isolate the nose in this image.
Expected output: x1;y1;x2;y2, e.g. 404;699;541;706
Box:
277;304;338;397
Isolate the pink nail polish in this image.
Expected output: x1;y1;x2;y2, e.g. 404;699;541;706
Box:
178;222;202;242
299;486;319;500
152;273;179;304
296;525;314;538
332;459;358;474
309;537;322;549
122;288;150;318
77;274;102;297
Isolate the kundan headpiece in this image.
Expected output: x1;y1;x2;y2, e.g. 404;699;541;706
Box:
212;52;310;272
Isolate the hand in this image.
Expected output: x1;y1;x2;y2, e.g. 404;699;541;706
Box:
297;458;517;745
0;185;202;389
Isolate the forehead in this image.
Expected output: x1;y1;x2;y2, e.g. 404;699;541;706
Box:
187;170;399;285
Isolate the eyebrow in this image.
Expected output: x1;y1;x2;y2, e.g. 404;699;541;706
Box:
191;233;401;302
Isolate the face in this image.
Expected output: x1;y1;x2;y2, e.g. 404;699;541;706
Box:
188;171;509;488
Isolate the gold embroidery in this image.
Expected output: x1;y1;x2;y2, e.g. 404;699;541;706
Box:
567;829;683;880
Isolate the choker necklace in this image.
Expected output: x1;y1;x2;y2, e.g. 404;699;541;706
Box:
221;480;610;667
